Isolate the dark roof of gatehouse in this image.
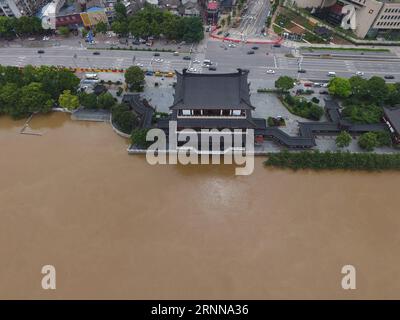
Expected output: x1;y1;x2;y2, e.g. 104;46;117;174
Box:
384;107;400;134
170;69;254;110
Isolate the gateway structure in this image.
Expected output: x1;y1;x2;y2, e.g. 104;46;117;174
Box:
157;69;267;150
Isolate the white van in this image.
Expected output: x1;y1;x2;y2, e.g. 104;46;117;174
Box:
327;71;336;77
85;73;99;80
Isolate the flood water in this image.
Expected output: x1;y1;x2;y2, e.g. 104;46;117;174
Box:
1;112;400;299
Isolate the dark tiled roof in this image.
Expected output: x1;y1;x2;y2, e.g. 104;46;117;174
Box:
122;94;154;128
384;107;400;134
171;69;254;110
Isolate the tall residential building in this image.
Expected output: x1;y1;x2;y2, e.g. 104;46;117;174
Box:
289;0;400;38
0;0;51;17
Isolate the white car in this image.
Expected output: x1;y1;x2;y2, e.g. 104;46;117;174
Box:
136;63;144;67
266;69;276;74
188;67;197;72
154;58;163;63
228;43;236;48
355;71;364;76
193;60;201;64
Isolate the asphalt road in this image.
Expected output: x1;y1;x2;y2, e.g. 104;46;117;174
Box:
204;40;400;81
234;0;270;39
0;40;399;83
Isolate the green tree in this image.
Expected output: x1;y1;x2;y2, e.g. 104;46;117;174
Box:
115;1;127;21
0;16;16;38
14;16;42;35
367;76;389;105
19;82;53;115
349;76;368;101
335;131;352;148
308;104;324;120
0;83;20;116
275;76;295;92
376;131;392;147
111;20;128;36
125;66;145;91
328;77;352;98
58;90;80;110
182;17;204;42
58;26;70;37
358;132;378;151
131;128;151;148
112;104;137;134
79;92;98;109
97;92;116;110
95;21;108;34
161;12;180;40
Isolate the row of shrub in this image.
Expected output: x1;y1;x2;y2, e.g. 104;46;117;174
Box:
257;88;288;94
264;150;400;171
107;47;176;52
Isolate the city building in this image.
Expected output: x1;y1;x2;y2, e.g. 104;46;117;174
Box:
0;0;51;17
289;0;400;38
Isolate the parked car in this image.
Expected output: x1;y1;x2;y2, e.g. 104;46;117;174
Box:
319;90;329;94
304;82;313;87
273;44;281;48
209;66;217;71
145;71;154;76
173;51;179;56
153;52;160;56
252;46;259;50
247;50;255;55
385;75;395;79
183;56;191;60
224;32;230;37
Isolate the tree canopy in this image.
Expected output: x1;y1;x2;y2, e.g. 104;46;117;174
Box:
0;65;79;118
275;76;295;92
335;131;352;148
112;4;204;43
0;16;45;39
125;66;145;91
328;77;352;98
59;90;80;110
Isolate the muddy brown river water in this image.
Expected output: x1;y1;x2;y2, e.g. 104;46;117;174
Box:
1;112;400;299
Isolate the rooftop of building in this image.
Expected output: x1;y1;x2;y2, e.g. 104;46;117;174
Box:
384;106;400;133
171;69;254;110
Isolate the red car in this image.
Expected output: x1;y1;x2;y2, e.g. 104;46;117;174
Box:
304;82;312;87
